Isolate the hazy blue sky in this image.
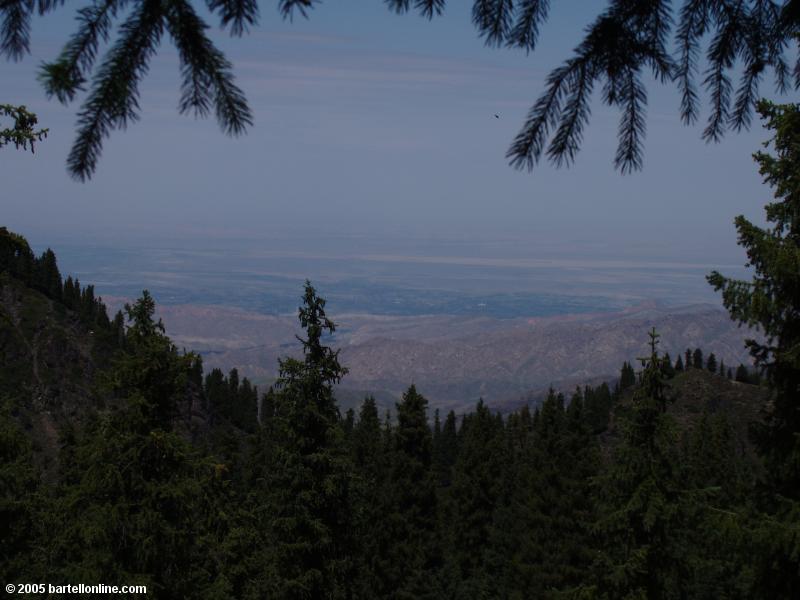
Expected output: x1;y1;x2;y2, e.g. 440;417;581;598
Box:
2;2;781;268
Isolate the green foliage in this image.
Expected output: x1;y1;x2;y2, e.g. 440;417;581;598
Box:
706;352;717;373
204;367;258;432
4;240;798;599
443;399;505;595
588;329;693;599
0;104;47;152
377;385;441;599
693;347;704;369
47;403;225;595
619;360;636;391
709;101;800;497
265;281;355;599
709;100;800;595
0;399;40;582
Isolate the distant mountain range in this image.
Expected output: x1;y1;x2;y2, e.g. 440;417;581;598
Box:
115;299;756;413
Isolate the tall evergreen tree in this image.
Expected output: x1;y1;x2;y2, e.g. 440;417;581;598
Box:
34;248;61;300
589;329;691;599
707;352;718;373
708;101;800;597
349;396;387;598
44;291;223;596
377;385;441;599
266;282;354;600
693;348;704;369
442;399;505;597
619;361;636;391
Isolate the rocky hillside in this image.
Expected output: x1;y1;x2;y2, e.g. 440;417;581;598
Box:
140;300;757;412
0;275;102;473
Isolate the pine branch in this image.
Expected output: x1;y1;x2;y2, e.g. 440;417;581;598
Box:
387;0;446;18
36;1;68;14
165;0;253;136
547;60;594;168
675;0;710;125
67;0;164;181
206;0;258;36
472;0;514;48
506;62;571;171
278;0;316;21
730;62;763;131
506;0;549;52
1;0;34;60
757;0;789;93
702;2;741;142
39;0;124;104
614;69;646;173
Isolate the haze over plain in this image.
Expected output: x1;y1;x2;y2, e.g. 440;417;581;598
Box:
2;2;772;408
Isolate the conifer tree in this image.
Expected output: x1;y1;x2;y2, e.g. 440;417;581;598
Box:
349;396;386;597
619;361;636;391
584;382;613;434
735;364;750;383
266;281;354;599
693;348;704;369
675;354;684;372
35;248;61;300
377;385;441;599
45;291;223;596
707;352;718;373
432;409;459;488
708;101;800;596
590;329;690;599
443;399;505;596
662;351;676;379
496;387;597;597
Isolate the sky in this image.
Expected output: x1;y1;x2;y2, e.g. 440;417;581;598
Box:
1;1;783;273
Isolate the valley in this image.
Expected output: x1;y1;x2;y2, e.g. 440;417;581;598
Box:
109;298;757;414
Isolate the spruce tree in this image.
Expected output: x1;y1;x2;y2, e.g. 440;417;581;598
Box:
266;281;354;600
45;291;223;596
735;364;749;383
693;348;704;369
590;329;690;599
619;361;636;391
349;396;386;598
584;382;613;434
708;101;800;597
377;385;441;599
707;352;718;373
442;399;505;597
432;409;459;488
35;248;61;300
662;352;676;379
